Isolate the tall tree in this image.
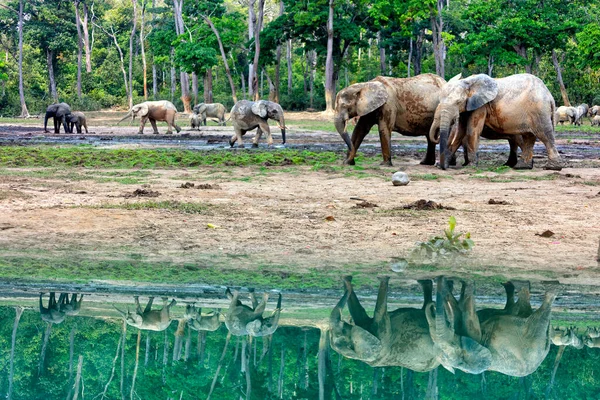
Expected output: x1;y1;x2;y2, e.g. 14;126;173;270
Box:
173;0;192;112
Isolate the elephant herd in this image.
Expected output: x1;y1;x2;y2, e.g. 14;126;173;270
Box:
556;104;600;127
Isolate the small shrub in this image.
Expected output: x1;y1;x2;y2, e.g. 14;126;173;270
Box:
411;216;474;261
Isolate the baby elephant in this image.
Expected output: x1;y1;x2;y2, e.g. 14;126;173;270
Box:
591;116;600;127
190;113;203;130
68;112;88;134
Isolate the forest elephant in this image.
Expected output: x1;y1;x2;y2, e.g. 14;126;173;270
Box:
426;277;557;376
555;106;576;125
59;293;84;316
229;100;286;148
429;73;562;171
574;104;589;126
329;276;442;372
583;327;600;348
68;112;88;134
114;296;176;331
193;103;227;126
39;292;66;324
44;102;72;133
589;105;600;117
334;74;445;166
591;116;600;126
119;100;181;134
190;113;202;130
224;288;282;336
551;326;584;349
184;304;222;332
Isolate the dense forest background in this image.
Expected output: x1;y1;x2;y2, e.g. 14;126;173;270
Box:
0;0;599;117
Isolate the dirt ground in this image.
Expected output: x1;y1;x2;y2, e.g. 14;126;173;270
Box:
1;114;600;285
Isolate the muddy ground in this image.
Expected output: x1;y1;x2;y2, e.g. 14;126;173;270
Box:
1;112;600;286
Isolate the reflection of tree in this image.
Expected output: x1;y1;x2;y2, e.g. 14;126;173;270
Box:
7;306;23;400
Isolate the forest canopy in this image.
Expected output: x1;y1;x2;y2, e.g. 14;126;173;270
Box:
0;0;599;116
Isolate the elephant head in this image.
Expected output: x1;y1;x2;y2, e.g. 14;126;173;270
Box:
429;74;499;169
328;290;382;363
425;277;492;374
252;101;287;144
334;81;388;151
114;305;144;327
118;103;149;124
193;103;206;115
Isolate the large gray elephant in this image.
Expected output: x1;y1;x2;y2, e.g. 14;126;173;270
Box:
119;100;181;134
184;304;222;332
115;296;176;331
429;73;562;171
224;288;282;337
573;104;589;126
426;277;557;376
44;103;72;133
229;100;286;148
193;103;227;126
40;292;66;324
329;276;442;372
334;74;445;166
555;106;576;125
60;293;84;316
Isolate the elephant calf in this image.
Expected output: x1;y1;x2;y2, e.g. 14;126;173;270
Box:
224;288;282;336
591;116;600;127
193;102;227;126
68;112;88;134
551;326;584;349
229;100;286;148
115;296;176;331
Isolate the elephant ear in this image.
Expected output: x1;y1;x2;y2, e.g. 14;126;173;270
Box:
356;81;388;117
350;326;383;362
448;73;462;84
136;103;150;117
456;336;492;374
464;74;498;112
246;320;262;335
251;101;268;118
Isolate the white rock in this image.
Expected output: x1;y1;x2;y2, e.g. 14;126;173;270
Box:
392;171;410;186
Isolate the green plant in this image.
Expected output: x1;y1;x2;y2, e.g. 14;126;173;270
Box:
411;216;474;260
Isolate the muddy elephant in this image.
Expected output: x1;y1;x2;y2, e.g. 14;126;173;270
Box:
114;296;176;331
60;293;84;316
551;326;584;349
334;74;447;166
190;113;202;130
574;104;589;126
427;277;557;376
224;289;282;336
329;276;441;372
589;105;600;117
184;304;222;332
429;73;562;171
44;102;72;133
555;106;576;125
193;103;227;126
68;112;88;134
229;100;286;148
40;292;66;324
119;100;181;134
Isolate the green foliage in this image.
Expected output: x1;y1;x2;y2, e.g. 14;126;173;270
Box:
94;200;212;214
411;216;474;261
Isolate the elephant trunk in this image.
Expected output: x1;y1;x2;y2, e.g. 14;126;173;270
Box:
334;115;353;150
113;305;128;318
429;115;441;144
438;110;455;170
44;112;51;132
117;110;133;125
278;114;286;144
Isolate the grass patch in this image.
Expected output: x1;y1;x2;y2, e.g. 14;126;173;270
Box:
471;172;559;183
0;146;383;168
411;173;453;181
93;200;211;214
0;168;154;185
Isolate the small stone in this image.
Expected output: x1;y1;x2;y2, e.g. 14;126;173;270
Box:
392;171;410;186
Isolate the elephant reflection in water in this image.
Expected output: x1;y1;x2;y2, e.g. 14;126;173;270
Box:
583;327;600;348
551;326;584;349
224;288;282;336
40;292;84;324
115;296;176;331
330;276;557;376
184;304;222;332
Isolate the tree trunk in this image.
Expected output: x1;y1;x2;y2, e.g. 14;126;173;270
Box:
286;40;292;96
128;0;137;109
184;325;192;361
7;306;23;400
203;15;238;103
120;321;127;400
413;30;423;76
207;332;231;400
170;49;176;102
72;355;84;400
248;0;256;98
38;323;52;376
378;31;385;76
425;368;438;400
140;1;148;100
309;51;316;109
545;346;565;399
324;0;335;112
74;1;84;99
265;68;276;102
79;2;92;72
407;37;413;78
278;343;285;398
145;333;151;367
487;54;494;77
173;319;185;362
204;69;213;103
430;0;446;78
318;329;328;400
173;0;191;112
198;331;206;365
17;0;29;117
513;44;532;74
130;330;141;400
66;325;77;400
100;335;122;400
152;64;158;100
47;49;58;102
192;72;198;106
252;0;265;101
551;49;570;106
245;338;252;400
272;1;283;103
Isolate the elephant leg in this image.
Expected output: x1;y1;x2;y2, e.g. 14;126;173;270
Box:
524;289;556;340
252;127;263;148
504;136;520;168
144;297;155;314
150;119;160;134
54;118;59;134
138;117;148;134
346;116;376;165
232;128;245;148
418;279;433;309
421;136;437;165
457;281;482;342
252;293;269;318
62;116;71;133
502;282;516;313
465;108;487;166
513;286;533;318
377;120;394;166
76;123;82;134
259;122;273;147
249;290;258;309
372;277;391;337
83;122;88;134
514;134;536;169
343;276;373;329
535;126;562;171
